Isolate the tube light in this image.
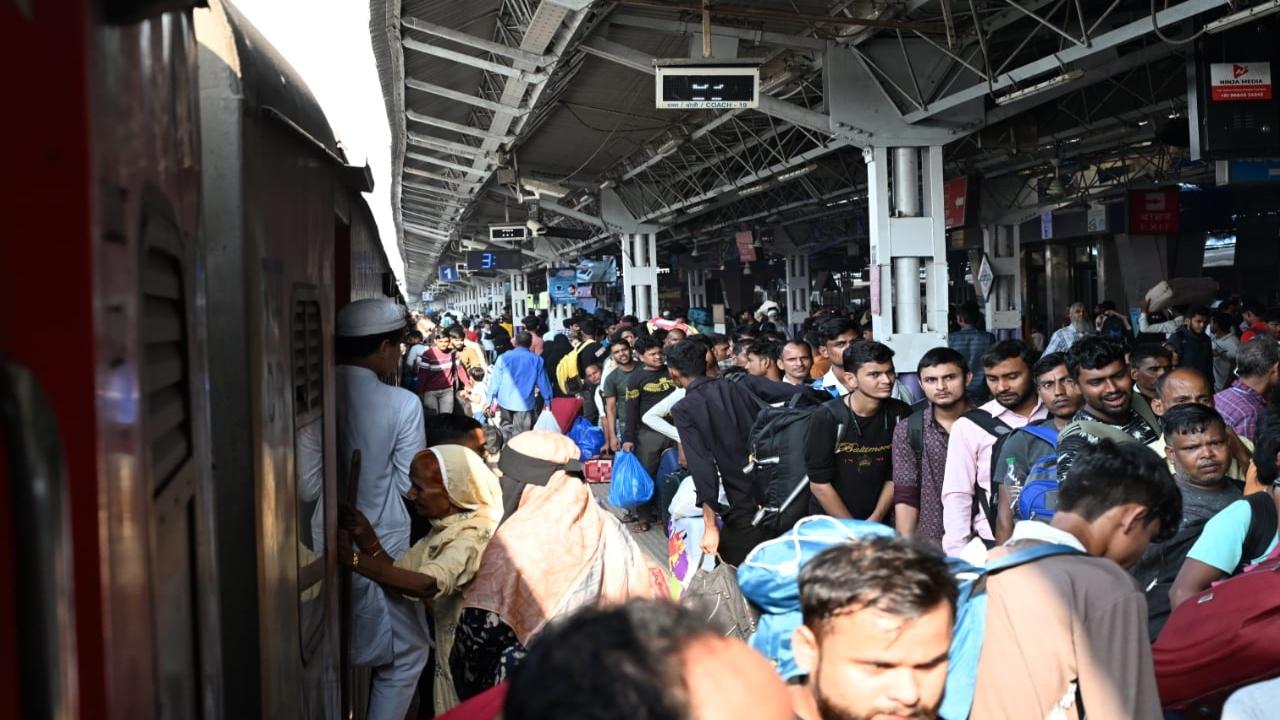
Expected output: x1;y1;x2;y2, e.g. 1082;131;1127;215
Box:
1204;0;1280;34
776;163;817;182
739;182;770;196
993;69;1084;106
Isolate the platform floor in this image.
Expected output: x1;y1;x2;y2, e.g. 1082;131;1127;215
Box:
589;481;668;563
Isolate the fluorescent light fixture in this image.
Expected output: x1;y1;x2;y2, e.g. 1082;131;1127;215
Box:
1205;0;1280;34
993;69;1085;105
656;137;681;155
685;202;710;213
599;178;616;190
776;163;817;182
739;182;770;196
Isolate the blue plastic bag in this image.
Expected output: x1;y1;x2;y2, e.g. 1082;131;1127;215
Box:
567;416;606;461
608;450;653;509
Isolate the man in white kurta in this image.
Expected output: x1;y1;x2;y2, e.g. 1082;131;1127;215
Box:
336;299;430;720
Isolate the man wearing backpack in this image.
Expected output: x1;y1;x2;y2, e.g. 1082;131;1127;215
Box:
941;341;1046;557
1130;403;1241;639
622;335;678;530
1170;407;1280;609
1056;337;1162;482
666;340;806;564
806;341;911;522
966;440;1180;718
891;347;973;549
990;352;1084;542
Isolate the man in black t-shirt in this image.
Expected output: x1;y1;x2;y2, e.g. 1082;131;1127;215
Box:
575;317;610;378
622;335;677;527
806;341;911;522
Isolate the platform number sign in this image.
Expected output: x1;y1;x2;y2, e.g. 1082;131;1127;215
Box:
439;264;461;282
422;291;433;302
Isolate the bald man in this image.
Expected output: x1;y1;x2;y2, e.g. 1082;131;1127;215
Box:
1147;367;1254;488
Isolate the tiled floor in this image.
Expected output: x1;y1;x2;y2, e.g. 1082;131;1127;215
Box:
589;481;668;563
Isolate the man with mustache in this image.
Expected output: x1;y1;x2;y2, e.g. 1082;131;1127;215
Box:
892;347;973;549
1042;301;1093;355
1146;368;1254;487
990;352;1084;542
1130;403;1242;638
941;341;1046;556
791;537;956;720
1056;337;1161;483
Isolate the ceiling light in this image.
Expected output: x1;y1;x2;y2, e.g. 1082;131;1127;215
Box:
993;69;1085;106
1205;0;1280;33
685;202;709;213
739;182;770;196
776;164;817;182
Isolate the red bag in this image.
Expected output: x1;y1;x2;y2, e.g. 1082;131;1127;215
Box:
1152;559;1280;714
548;397;582;433
584;457;612;484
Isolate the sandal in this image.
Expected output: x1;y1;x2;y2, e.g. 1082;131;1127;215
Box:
629;520;652;533
620;511;639;523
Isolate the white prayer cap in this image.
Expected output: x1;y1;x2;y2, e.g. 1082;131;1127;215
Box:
336;298;406;337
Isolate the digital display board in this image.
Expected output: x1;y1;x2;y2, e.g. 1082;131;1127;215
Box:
489;224;528;241
655;65;758;109
465;249;523;271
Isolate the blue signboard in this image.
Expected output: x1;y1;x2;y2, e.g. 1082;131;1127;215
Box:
547;268;578;305
439;264;461;282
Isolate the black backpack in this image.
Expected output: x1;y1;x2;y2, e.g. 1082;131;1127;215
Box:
727;374;829;533
1138;491;1278;641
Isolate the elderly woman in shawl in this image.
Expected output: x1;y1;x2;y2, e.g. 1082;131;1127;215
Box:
340;444;502;714
449;430;669;701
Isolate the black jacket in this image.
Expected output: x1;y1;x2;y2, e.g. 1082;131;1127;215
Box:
671;375;809;514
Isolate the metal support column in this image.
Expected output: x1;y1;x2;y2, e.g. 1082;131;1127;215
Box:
622;232;658;320
785;254;809;336
688;268;708;310
510;272;529;321
866;146;949;371
983;225;1023;335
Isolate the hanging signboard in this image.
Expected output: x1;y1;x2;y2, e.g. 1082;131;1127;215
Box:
1086;205;1108;233
1040;212;1053;240
976;253;995;301
1209;62;1272;102
944;176;969;229
735;230;757;262
547;268;578;304
1128;189;1180;234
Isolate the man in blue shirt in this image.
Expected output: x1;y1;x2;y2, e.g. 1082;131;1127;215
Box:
487;331;553;439
948;303;996;404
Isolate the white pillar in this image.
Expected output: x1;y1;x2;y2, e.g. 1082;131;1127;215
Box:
510;272;528;320
866;146;948;371
785;253;809;334
688;268;707;309
622;232;659;320
983;224;1022;333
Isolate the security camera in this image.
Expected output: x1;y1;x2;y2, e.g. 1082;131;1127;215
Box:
526;218;547;236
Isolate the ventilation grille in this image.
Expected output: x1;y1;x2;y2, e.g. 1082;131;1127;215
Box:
142;245;192;491
293;300;323;425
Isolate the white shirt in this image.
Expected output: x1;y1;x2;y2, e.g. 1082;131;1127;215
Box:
963;521;1087;567
404;343;427;373
818;367;852;396
336;365;428;665
1138;313;1182;337
1224;677;1280;719
643;387;686;443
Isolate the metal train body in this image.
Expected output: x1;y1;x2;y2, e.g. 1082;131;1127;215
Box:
2;1;399;718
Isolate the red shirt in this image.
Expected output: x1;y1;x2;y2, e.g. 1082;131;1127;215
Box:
436;683;507;720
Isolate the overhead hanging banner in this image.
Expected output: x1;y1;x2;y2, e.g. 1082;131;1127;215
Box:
944;176;969;229
1209;62;1272;102
735;230;757;263
547;268;578;304
1128;189;1180;234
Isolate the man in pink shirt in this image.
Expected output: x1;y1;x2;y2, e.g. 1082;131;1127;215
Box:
941;340;1046;556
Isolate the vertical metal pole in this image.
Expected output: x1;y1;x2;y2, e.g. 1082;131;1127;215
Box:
892;148;922;334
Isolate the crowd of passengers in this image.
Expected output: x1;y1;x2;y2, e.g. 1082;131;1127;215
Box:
332;293;1280;720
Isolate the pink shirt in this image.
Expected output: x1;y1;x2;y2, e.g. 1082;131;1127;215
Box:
941;398;1046;556
530;332;544;355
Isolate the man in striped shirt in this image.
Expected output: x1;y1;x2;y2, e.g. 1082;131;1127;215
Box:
1214;338;1279;442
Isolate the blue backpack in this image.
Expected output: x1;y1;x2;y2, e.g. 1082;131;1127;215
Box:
940;543;1084;719
1013;424;1060;522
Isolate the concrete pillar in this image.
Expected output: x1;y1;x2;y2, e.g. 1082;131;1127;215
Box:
865;146;949;371
688;268;708;309
785;253;809;335
1044;244;1073;331
983;224;1022;334
622;232;659;320
510;272;528;320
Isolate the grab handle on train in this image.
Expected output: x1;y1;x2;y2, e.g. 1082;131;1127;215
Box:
0;359;79;720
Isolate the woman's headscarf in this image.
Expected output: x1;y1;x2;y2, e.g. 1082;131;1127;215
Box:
430;444;503;527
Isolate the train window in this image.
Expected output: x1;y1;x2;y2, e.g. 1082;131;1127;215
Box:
292;292;327;661
140;228;193;491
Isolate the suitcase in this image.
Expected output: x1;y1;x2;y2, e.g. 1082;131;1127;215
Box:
1152;558;1280;715
583;457;612;483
